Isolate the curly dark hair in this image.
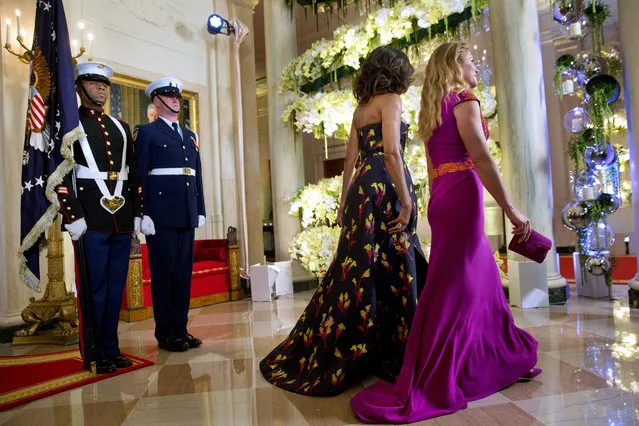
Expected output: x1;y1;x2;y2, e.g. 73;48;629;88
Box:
353;45;414;104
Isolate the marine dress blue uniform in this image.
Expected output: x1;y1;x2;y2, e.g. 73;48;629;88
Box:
57;62;141;373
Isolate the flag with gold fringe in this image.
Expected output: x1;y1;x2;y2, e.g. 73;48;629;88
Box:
18;0;81;291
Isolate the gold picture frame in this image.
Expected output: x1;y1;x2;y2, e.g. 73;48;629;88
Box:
104;73;199;133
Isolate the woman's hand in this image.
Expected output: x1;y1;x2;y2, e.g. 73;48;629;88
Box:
389;202;412;234
507;208;531;243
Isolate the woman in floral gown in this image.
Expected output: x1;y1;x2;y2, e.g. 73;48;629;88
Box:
259;46;428;396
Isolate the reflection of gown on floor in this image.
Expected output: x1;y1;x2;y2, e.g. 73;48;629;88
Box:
259;121;428;396
351;90;539;423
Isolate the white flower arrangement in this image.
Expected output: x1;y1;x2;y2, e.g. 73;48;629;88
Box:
283;91;356;140
403;143;429;214
279;0;486;93
289;174;343;229
282;83;501;165
289;225;342;277
475;84;497;119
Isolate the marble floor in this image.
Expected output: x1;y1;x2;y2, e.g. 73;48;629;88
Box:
1;285;638;426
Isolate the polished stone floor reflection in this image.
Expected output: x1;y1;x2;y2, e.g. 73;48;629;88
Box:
1;285;638;425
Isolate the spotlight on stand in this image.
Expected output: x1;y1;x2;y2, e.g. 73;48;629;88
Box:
207;14;234;35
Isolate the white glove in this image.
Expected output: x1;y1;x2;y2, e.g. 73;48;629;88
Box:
64;218;87;241
141;215;156;236
134;217;142;235
197;215;205;228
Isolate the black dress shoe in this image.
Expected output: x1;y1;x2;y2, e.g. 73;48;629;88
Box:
109;355;133;369
84;359;117;374
158;337;189;352
181;333;202;348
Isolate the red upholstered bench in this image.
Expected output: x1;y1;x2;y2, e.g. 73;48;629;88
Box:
120;228;242;322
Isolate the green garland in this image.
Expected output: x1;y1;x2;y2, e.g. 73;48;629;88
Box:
553;54;575;98
584;1;610;54
575;193;617;297
567;131;591;171
290;0;397;16
589;86;613;146
297;1;488;94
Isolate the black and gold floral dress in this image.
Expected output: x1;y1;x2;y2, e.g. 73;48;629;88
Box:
259;121;428;396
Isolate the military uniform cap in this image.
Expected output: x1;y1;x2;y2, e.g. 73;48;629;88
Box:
145;77;183;98
75;61;113;85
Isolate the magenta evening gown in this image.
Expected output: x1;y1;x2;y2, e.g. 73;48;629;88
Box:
350;89;540;423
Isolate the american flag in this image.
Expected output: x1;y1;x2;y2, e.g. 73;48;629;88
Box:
18;0;80;291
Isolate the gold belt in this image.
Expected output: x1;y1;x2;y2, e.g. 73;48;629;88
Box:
432;159;474;180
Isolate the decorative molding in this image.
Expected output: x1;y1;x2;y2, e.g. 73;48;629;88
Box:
232;0;260;11
101;0;188;27
256;77;268;98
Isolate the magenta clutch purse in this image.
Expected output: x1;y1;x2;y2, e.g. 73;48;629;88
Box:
508;229;552;264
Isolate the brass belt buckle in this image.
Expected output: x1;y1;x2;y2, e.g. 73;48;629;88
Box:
107;171;119;181
183;167;192;176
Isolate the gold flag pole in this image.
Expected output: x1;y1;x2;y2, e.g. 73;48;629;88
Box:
13;215;79;345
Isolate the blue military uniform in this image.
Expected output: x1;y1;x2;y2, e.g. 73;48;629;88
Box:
135;77;205;352
57;62;141;373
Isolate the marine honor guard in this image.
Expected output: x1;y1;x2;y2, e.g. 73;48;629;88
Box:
135;77;206;352
57;62;142;373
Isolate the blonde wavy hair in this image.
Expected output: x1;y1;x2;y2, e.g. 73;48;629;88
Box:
417;42;471;142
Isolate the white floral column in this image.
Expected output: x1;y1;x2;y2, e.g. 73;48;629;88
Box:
264;1;305;263
488;0;562;308
619;0;639;308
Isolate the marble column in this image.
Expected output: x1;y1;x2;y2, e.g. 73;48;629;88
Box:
488;0;557;308
619;0;639;308
232;0;265;266
209;0;240;242
539;37;570;305
0;0;38;327
205;35;226;239
263;2;304;261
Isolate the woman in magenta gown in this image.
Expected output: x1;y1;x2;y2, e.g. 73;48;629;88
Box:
351;42;540;423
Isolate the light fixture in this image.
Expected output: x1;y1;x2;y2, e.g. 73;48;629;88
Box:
207;13;234;36
625;234;630;255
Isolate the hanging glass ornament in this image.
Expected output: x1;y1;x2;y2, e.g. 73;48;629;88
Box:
585;143;615;170
586;221;615;255
569;170;579;200
585;255;611;276
568;21;584;39
601;160;622;200
555;55;577;97
585;74;621;104
597;193;620;215
601;46;623;80
563;107;590;132
576;54;609;85
574;169;602;200
552;0;586;25
560;73;577;95
561;201;591;231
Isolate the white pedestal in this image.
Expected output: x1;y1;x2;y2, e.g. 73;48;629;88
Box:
573;253;610;298
249;264;279;302
269;260;293;296
507;259;549;308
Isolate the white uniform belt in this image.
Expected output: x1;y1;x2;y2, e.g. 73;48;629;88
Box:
148;167;196;177
74;165;129;181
